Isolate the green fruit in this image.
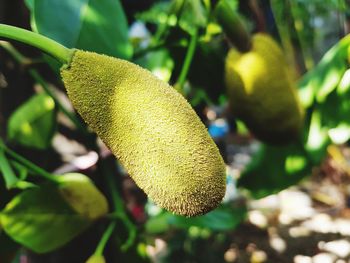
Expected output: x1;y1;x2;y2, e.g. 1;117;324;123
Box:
225;33;304;144
60;50;226;217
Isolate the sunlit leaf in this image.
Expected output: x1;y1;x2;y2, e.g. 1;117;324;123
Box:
0;173;108;253
7;93;56;150
0;185;91;253
298;34;350;107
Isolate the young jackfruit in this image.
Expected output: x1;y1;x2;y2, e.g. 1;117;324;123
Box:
225;33;304;144
60;50;226;217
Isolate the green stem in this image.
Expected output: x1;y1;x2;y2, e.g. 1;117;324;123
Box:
0;42;87;134
101;161;136;251
0;24;72;64
94;221;117;256
0;143;59;183
215;0;252;52
176;28;199;92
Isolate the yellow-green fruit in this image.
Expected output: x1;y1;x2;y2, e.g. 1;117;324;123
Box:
58;173;109;220
60;50;226;217
225;33;304;144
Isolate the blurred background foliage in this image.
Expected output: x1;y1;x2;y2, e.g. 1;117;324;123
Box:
0;0;350;262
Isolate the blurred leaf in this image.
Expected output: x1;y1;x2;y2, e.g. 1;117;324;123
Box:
237;143;311;199
31;0;132;59
179;0;208;34
319;84;350;145
135;2;172;25
298;34;350;107
0;150;19;189
145;212;173;234
169;204;246;231
146;204;246;233
135;49;174;82
10;161;28;181
0;185;92;253
187;38;226;103
7;93;56;150
305;109;331;163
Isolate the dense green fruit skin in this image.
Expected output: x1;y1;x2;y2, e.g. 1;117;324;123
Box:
225;34;304;144
61;50;226;217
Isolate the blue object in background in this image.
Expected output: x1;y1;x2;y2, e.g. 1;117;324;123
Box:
208;119;230;139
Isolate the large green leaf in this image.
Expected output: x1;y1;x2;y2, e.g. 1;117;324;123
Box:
0;185;91;253
30;0;132;59
0;173;108;253
7;93;56;150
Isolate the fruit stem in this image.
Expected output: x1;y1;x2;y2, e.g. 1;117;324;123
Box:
93;221;117;256
0;24;72;64
176;28;199;92
215;0;252;52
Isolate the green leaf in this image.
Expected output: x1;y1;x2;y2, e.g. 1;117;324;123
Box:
298;34;350;107
179;0;208;34
31;0;132;59
135;2;173;25
145;212;173;234
169;204;246;231
146;204;246;233
0;185;92;253
0;150;19;189
7;93;56;150
237;143;311;199
135;49;174;82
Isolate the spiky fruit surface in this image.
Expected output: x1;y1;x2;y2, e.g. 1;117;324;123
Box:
225;34;304;144
61;50;226;217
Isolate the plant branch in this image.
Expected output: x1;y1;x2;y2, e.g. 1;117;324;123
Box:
101;160;137;252
175;28;199;92
94;221;117;256
0;24;72;64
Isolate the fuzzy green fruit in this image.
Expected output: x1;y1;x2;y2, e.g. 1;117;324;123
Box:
60;50;226;217
225;33;304;144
